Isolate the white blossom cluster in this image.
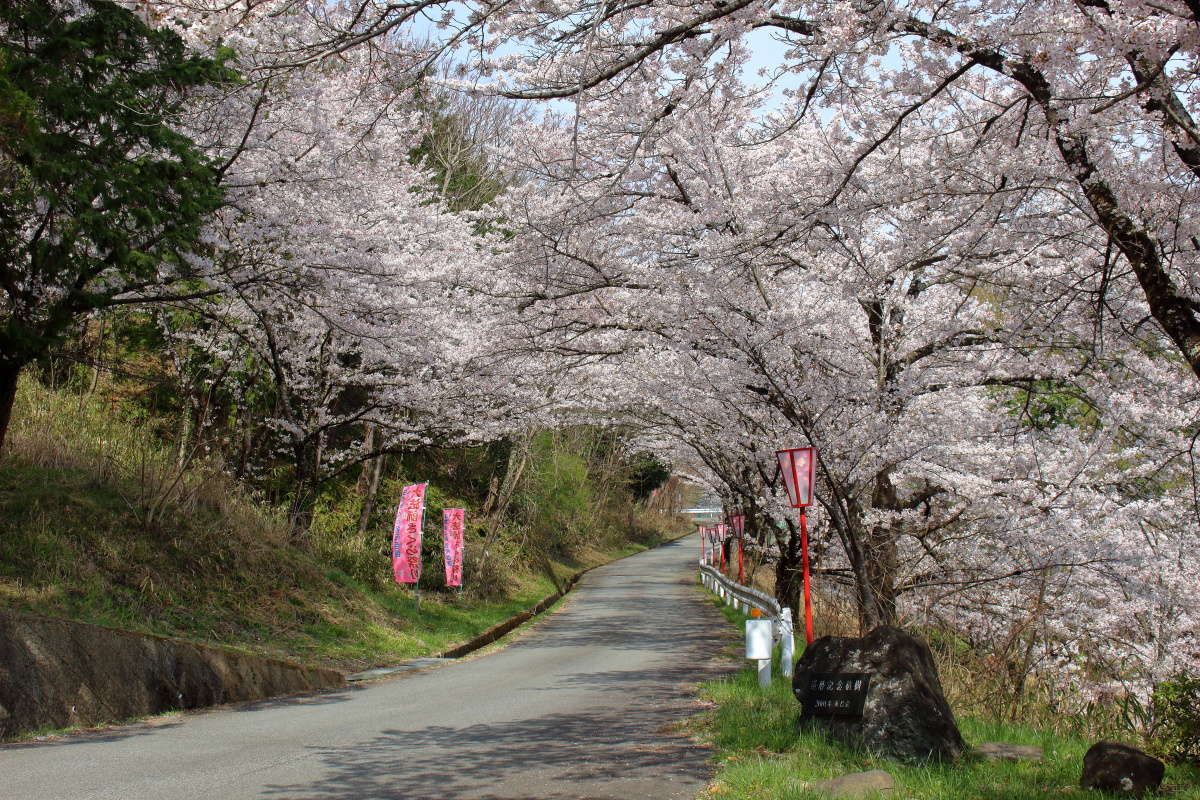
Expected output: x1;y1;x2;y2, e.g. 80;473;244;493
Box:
113;0;1199;696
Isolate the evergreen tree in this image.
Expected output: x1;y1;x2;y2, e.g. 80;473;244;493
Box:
0;0;236;449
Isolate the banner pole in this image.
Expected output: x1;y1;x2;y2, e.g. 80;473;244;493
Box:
416;499;425;612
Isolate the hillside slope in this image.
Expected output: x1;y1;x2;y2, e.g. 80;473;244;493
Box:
1;380;681;671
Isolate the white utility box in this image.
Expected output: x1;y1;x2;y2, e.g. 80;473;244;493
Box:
744;618;773;660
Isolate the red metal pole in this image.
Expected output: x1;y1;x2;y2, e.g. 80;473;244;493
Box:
800;509;814;644
737;537;744;584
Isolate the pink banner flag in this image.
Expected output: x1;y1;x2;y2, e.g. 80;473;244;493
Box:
392;483;427;584
443;508;465;587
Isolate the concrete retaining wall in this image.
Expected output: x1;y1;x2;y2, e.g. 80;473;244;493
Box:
0;610;345;739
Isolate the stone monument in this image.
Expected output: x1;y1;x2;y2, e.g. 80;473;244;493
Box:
792;625;965;763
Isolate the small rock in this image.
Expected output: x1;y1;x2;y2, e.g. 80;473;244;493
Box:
977;741;1044;761
809;769;895;798
1080;741;1164;797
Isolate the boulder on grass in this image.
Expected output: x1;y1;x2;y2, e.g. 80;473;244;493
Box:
792;625;965;763
1080;741;1164;797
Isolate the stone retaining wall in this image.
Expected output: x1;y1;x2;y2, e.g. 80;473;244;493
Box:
0;610;345;739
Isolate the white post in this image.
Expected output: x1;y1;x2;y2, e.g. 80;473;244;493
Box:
757;658;771;689
745;618;774;689
780;607;795;679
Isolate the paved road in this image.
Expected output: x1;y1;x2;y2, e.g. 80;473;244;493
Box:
1;535;732;800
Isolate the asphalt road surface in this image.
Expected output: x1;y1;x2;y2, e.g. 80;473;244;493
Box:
1;535;732;800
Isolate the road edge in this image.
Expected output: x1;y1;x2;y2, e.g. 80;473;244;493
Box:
349;531;695;680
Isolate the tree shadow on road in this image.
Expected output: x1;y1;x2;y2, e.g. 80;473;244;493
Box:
260;706;715;800
261;586;738;800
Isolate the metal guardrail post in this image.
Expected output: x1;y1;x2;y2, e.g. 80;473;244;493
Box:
702;564;793;685
745;618;773;689
779;607;795;679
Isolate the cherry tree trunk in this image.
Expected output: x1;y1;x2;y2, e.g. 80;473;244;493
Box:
287;438;322;542
0;362;22;454
355;423;386;537
774;524;804;622
857;471;904;630
856;525;900;631
833;500;900;634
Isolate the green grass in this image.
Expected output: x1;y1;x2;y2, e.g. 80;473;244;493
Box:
692;595;1200;799
0;455;622;669
0;379;678;673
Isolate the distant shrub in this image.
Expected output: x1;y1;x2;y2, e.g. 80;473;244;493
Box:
517;431;594;554
1148;674;1200;765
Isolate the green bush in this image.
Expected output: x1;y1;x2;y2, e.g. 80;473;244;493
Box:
308;484;379;586
1150;674;1200;764
517;431;594;554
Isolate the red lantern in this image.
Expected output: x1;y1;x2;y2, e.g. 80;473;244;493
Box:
775;447;818;645
776;447;815;508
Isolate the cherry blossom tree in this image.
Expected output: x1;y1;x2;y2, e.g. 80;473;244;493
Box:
482;67;1199;682
95;2;549;537
123;0;1199;680
175;0;1200;382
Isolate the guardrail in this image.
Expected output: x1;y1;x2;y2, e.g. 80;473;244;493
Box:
699;563;780;616
699;562;795;681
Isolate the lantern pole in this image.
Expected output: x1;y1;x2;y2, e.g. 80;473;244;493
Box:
799;508;814;644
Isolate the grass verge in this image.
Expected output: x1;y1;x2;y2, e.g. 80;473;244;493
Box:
0;457;664;671
689;595;1200;799
0;377;679;673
